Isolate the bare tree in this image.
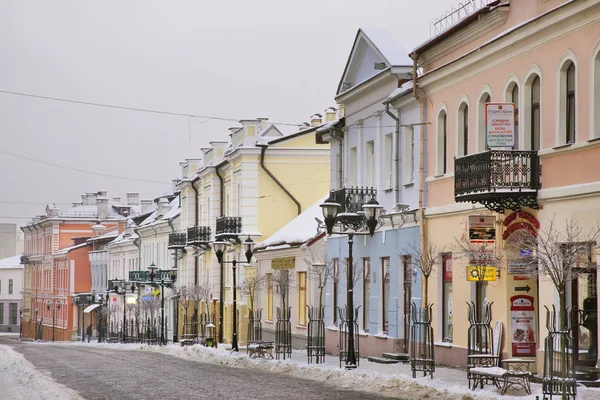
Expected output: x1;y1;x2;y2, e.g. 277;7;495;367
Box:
404;240;443;306
242;272;265;313
341;257;362;291
304;252;335;311
273;270;296;311
510;215;600;330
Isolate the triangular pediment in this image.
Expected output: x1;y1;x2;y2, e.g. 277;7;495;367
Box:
336;28;412;96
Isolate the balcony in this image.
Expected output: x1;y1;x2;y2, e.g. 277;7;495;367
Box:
331;186;377;214
168;232;187;249
454;150;541;213
215;216;242;239
187;226;211;245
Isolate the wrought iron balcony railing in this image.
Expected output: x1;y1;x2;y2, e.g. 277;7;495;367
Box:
454;150;541;213
331;187;377;214
215;216;242;238
187;226;211;244
168;232;187;248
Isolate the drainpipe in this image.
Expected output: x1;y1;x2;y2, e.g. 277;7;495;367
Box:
192;178;200;286
385;103;401;205
257;144;301;215
215;164;225;217
329;129;344;188
214;163;225;344
411;53;429;306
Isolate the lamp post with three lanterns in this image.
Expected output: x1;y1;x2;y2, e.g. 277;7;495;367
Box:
46;300;62;342
212;236;255;351
320;191;382;369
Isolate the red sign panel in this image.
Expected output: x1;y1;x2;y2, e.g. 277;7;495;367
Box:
510;295;536;357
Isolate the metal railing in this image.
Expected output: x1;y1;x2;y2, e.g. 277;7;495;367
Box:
168;232;186;248
455;150;541;198
215;216;242;236
187;226;211;244
331;187;377;214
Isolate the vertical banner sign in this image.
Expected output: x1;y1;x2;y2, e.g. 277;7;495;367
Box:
486;103;515;148
510;295;536;357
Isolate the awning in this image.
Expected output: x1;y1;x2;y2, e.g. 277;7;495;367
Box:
84;304;101;313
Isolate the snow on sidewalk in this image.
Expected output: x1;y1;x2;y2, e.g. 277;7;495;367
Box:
0;343;83;400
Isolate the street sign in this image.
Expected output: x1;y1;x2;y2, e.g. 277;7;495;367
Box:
467;266;497;281
142;296;152;301
515;285;531;292
152;288;160;296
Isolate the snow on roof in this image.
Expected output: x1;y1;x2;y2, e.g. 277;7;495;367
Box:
361;27;412;67
386;80;414;102
0;255;22;268
138;196;180;227
55;242;89;255
255;195;328;251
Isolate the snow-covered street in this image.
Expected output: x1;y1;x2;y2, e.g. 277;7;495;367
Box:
2;333;600;400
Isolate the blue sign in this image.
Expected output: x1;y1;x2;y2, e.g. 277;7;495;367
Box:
520;249;533;258
142;296;153;301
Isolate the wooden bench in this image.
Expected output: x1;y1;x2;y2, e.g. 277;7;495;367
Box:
247;341;274;359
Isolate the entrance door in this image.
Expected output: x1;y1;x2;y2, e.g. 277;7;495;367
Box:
572;269;597;367
403;256;412;353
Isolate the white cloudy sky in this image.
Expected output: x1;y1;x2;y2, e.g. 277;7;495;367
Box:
0;0;452;228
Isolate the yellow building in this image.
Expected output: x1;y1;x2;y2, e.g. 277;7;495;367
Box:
174;116;330;345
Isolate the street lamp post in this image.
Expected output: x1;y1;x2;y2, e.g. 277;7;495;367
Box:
321;194;382;370
46;301;61;342
112;279;135;343
147;263;178;345
212;236;255;352
34;307;38;341
19;308;22;339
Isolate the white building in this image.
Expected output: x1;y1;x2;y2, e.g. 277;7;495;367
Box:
0;255;23;332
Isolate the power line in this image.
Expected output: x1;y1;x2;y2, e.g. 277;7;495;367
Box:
0;200;72;205
0;89;301;127
0;148;170;185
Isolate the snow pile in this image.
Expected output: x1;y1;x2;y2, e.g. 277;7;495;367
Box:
0;344;83;400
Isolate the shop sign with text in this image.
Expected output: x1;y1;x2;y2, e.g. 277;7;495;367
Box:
486;103;515;148
467;265;497;281
469;216;496;243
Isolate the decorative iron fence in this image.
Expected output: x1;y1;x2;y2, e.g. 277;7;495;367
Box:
331;187;377;214
543;305;577;400
410;303;435;379
337;306;360;368
247;309;263;343
275;307;292;360
307;306;325;364
466;301;495;389
168;232;187;248
215;216;242;237
187;226;211;244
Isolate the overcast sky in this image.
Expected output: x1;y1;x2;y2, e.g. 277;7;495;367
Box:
0;0;452;229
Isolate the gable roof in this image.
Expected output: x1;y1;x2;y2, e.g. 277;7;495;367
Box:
336;28;412;96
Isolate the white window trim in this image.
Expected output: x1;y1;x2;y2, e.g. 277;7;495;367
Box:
555;51;578;147
503;74;521;150
476;85;493;152
590;40;600;140
456;95;470;157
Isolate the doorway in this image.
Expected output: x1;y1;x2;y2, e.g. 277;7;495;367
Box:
403;255;412;353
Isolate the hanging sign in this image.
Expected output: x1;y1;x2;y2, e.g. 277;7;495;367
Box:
486;103;515;148
468;216;496;243
510;295;536;357
467;265;497;281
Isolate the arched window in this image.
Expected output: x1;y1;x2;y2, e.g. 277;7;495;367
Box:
594;49;600;139
458;102;469;156
478;92;491;151
511;84;519;149
531;76;541;150
566;62;576;143
437;109;448;175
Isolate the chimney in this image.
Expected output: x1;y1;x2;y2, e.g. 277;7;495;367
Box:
97;190;107;197
81;194;88;205
338;104;346;118
91;223;107;237
325;107;337;122
112;197;121;203
172;179;181;194
72;202;80;208
310;113;323;127
298;122;310;131
140;199;154;214
126;192;139;206
157;198;170;217
97;198;109;219
86;192;98;205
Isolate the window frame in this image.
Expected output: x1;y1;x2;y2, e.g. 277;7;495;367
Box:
442;253;453;342
362;257;370;333
566;62;576;144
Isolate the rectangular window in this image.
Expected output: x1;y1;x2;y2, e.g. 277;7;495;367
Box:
362;258;370;332
9;279;13;295
333;258;339;325
266;273;274;321
349;147;357;186
404;126;414;184
298;272;307;326
382;257;390;334
442;253;453;342
366;140;375;187
0;303;3;324
0;279;2;294
9;303;17;325
384;134;393;188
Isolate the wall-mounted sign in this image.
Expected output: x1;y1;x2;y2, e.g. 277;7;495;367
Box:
272;257;295;270
469;215;496;243
486;103;515;148
507;260;537;275
510;295;536;357
467;265;497;281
